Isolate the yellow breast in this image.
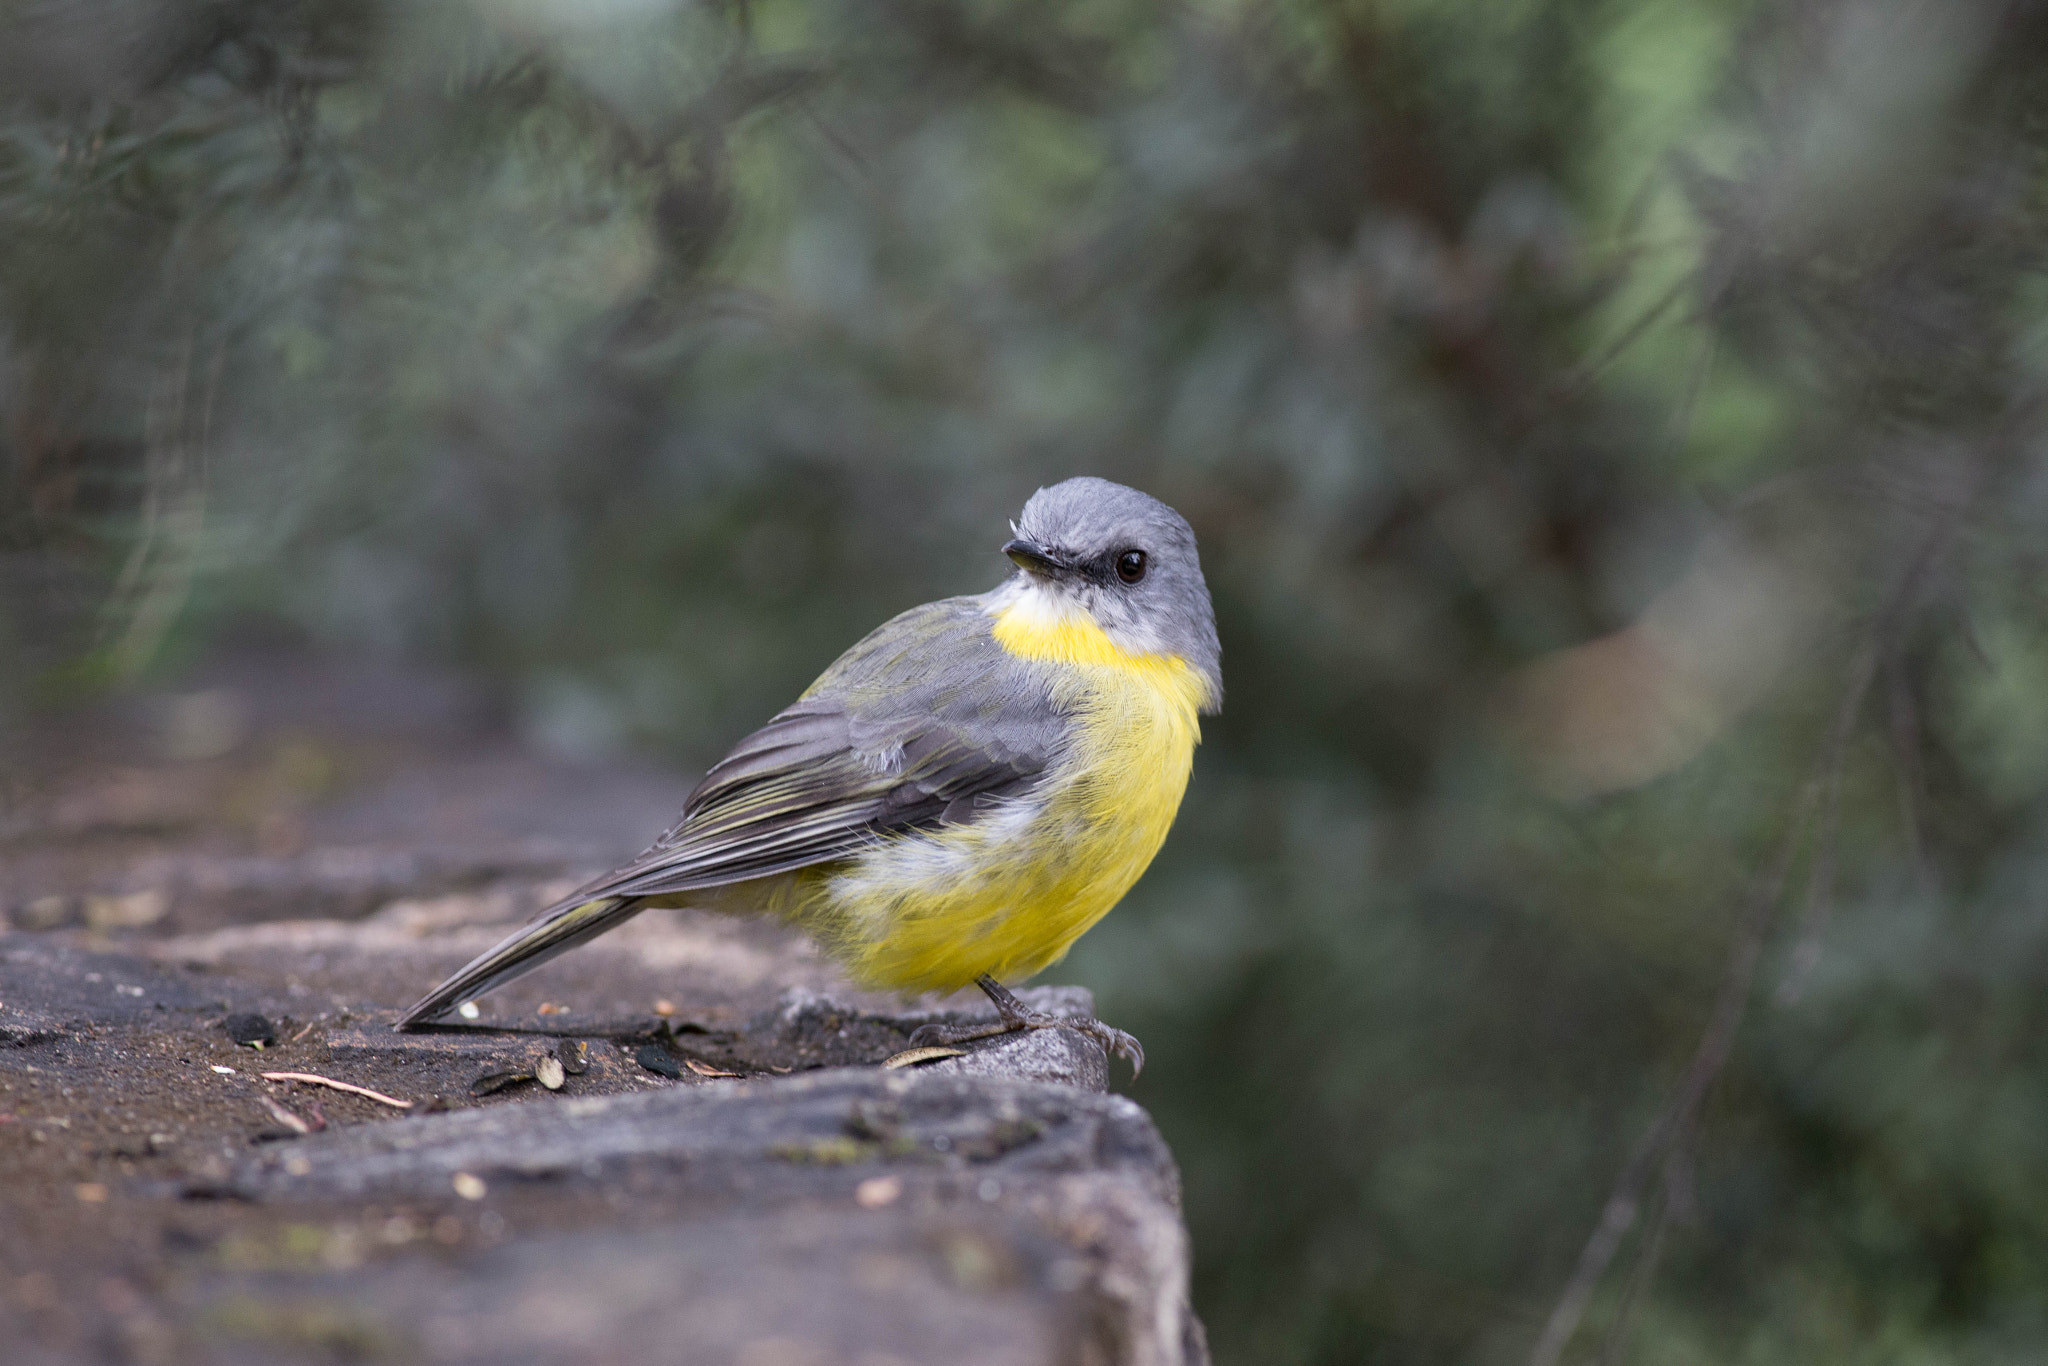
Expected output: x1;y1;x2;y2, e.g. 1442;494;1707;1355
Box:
812;597;1207;994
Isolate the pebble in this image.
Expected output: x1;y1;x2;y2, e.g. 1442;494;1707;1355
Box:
222;1013;276;1047
536;1056;566;1091
635;1044;684;1079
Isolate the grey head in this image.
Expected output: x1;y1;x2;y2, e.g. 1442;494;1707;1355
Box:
996;476;1222;713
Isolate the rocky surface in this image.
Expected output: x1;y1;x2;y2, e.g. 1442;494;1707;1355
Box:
0;656;1205;1365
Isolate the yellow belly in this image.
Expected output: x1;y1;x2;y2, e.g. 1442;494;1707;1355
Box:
796;602;1207;994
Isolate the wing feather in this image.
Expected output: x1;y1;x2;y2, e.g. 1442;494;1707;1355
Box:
564;597;1059;900
396;596;1061;1027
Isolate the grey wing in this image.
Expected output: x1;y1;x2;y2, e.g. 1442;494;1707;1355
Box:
573;596;1065;900
392;596;1059;1028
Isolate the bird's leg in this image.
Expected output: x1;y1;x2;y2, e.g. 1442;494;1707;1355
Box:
909;974;1145;1077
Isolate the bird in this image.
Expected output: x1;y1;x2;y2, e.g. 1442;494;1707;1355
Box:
395;477;1221;1073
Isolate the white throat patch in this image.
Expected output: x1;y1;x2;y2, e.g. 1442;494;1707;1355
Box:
986;574;1171;657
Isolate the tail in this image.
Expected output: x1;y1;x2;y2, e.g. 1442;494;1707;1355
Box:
394;894;645;1029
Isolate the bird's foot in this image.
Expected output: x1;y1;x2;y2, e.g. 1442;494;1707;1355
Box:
908;975;1145;1077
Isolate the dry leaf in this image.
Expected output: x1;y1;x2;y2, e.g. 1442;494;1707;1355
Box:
882;1046;967;1069
684;1058;739;1078
468;1070;534;1097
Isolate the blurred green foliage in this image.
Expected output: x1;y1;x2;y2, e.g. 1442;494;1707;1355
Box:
10;0;2048;1361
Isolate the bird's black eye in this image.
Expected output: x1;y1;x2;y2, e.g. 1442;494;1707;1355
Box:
1116;550;1148;584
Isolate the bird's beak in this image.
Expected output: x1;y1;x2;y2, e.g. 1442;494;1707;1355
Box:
1003;538;1069;578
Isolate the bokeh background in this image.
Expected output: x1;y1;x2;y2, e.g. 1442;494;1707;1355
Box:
8;0;2048;1361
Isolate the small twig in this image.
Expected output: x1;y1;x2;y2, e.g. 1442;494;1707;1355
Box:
1663;332;1717;463
105;338;221;682
1528;777;1820;1366
261;1071;412;1109
1595;1184;1670;1366
799;104;893;220
1528;1115;1670;1366
1886;646;1931;886
256;1095;312;1135
1554;276;1690;396
1537;511;1960;1366
1773;656;1863;1005
1779;518;1950;1003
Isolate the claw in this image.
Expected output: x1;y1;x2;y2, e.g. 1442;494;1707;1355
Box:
1098;1025;1145;1078
905;1013;1143;1074
901;979;1145;1078
1060;1017;1144;1077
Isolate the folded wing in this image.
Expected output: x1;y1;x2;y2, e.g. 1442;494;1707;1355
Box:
395;597;1062;1026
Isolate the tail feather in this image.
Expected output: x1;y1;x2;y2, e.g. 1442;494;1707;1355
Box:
394;895;644;1029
